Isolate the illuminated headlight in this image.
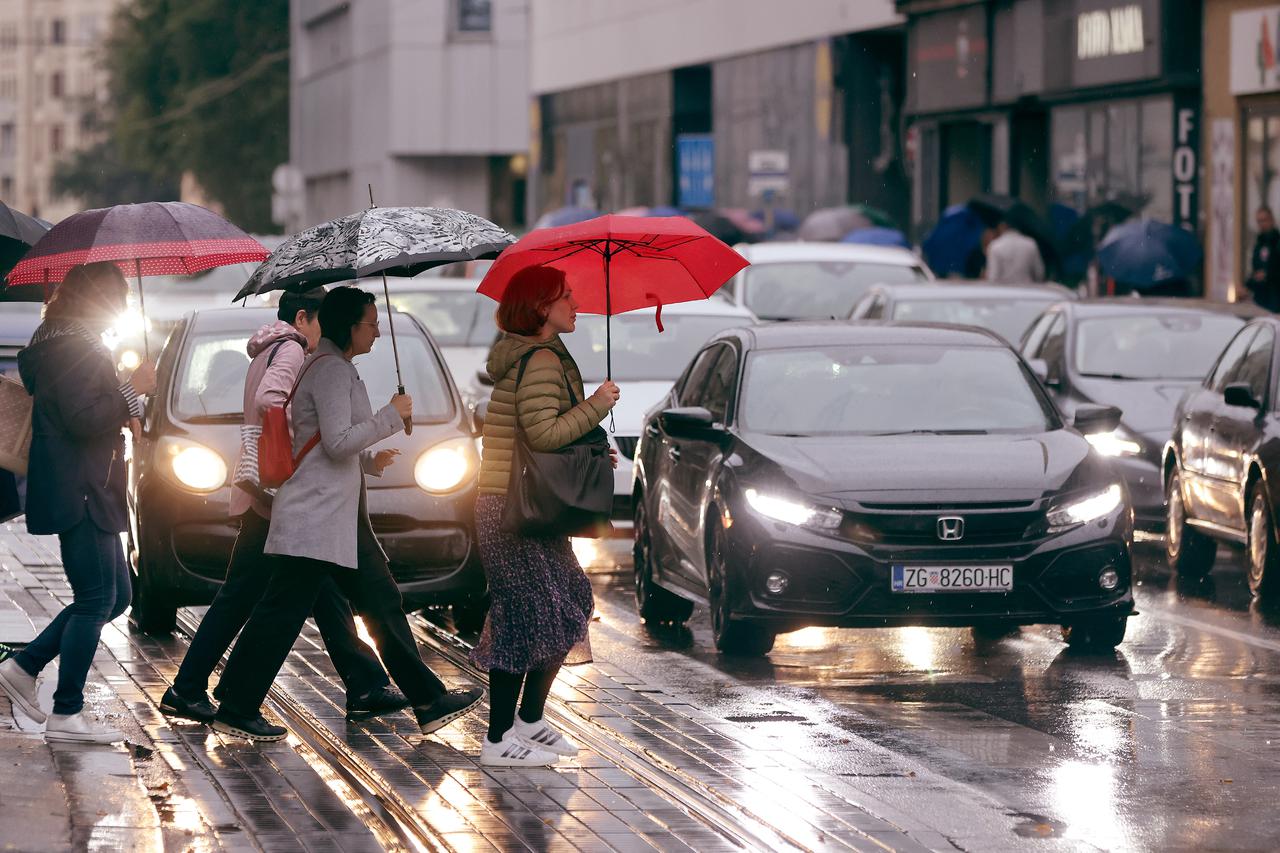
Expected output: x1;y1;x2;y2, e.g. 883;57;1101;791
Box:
160;438;227;493
118;349;142;371
112;308;150;338
744;488;842;531
1085;429;1143;457
414;438;478;493
1046;484;1124;533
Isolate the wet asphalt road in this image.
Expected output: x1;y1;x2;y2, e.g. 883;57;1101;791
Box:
573;536;1280;852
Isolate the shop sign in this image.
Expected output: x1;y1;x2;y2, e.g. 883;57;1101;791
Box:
1230;6;1280;95
1172;96;1199;232
677;134;715;209
909;5;988;113
1066;0;1160;89
747;150;790;199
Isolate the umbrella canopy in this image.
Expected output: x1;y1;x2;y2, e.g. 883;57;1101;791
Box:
686;210;750;246
842;227;909;248
751;207;801;232
646;205;683;218
849;204;898;230
966;194;1061;277
1096;220;1202;287
478;215;748;378
534;205;599;229
6;201;266;287
798;207;872;242
234;207;514;300
717;208;767;237
922;204;987;277
0;202;49;281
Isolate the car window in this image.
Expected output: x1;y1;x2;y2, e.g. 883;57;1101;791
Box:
701;345;739;424
564;313;748;382
742;261;926;321
1020;311;1056;357
1237;326;1274;403
891;298;1055;344
1075;314;1247;381
386;290;496;347
677;345;724;408
173;325;454;423
1210;327;1259;391
1038;314;1067;375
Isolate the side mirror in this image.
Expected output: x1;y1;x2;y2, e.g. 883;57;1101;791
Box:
476;368;494;388
1073;404;1122;434
1224;382;1262;410
472;399;488;435
659;406;717;440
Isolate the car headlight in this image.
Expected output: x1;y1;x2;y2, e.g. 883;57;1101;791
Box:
118;348;142;371
1085;428;1143;457
1045;484;1124;533
744;488;842;531
160;438;227;493
414;438;478;493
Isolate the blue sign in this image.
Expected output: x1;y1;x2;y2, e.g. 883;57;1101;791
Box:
677;134;714;209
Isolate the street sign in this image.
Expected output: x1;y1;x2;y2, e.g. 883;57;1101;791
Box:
748;149;789;198
677;134;715;209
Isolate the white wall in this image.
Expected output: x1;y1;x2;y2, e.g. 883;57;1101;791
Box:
530;0;900;94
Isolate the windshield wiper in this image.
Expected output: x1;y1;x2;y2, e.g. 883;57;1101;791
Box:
1078;372;1145;380
870;428;989;436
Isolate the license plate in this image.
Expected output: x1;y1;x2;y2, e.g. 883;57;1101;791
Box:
891;564;1013;593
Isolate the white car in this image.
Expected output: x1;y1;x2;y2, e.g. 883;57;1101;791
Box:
720;241;933;321
559;300;757;531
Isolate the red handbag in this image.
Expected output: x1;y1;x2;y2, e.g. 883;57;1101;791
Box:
258;354;330;489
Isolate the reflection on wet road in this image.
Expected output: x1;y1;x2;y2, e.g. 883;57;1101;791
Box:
580;538;1280;852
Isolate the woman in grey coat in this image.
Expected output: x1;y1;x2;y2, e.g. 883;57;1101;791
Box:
210;287;481;741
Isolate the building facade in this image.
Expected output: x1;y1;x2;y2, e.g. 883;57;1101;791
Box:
288;0;530;232
0;0;119;222
528;0;906;224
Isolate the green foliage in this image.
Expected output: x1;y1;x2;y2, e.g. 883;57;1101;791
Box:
105;0;288;231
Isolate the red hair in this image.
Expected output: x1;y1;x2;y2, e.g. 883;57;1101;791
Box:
496;266;567;335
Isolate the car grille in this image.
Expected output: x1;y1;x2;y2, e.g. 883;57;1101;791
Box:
613;436;639;460
841;500;1041;547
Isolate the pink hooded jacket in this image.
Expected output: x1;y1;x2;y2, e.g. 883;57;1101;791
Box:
229;321;310;519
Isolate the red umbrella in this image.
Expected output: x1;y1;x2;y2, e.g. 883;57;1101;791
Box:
5;201;268;356
478;215;748;378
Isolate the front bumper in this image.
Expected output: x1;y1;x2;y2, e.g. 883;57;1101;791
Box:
722;497;1134;630
1107;455;1164;531
133;476;485;610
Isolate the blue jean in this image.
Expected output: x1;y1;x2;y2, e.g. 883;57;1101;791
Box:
15;517;131;714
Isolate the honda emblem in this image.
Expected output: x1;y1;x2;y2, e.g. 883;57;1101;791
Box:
937;516;965;541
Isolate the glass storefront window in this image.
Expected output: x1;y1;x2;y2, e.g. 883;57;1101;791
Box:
1140;98;1172;222
1241;107;1280;278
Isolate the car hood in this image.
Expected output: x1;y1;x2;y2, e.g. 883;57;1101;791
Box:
1072;376;1196;440
740;429;1103;504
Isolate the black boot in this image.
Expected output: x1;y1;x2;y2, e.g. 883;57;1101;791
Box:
159;686;217;723
345;685;411;722
211;708;286;742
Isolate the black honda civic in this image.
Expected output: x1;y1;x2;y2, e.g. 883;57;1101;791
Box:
631;322;1135;656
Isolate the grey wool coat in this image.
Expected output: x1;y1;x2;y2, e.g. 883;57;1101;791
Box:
264;337;404;569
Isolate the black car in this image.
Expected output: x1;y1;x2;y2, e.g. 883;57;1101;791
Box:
1164;316;1280;596
1019;299;1258;531
631;322;1135;656
849;281;1075;344
127;307;487;633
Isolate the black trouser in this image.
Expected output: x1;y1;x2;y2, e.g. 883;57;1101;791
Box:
172;510;388;702
216;520;446;718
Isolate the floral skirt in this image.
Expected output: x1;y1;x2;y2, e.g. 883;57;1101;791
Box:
470;494;593;673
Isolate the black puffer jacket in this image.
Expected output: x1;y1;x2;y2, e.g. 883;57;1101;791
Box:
18;325;132;535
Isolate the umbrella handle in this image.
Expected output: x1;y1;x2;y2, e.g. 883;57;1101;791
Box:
399;383;412;435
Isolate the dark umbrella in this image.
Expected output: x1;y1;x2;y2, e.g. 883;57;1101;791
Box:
967;194;1060;278
849;204;898;230
686;210;749;246
478;215;748;381
235;200;515;434
5;202;268;355
1096;220;1201;288
0;203;50;301
923;204;987;277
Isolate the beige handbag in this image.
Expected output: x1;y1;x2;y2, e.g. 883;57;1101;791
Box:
0;374;32;476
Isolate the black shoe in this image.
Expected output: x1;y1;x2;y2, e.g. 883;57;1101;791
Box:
415;687;483;735
159;686;217;723
211;709;287;742
345;685;411;722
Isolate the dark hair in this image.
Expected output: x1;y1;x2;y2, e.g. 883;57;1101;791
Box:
496;266;567;335
44;262;128;323
319;286;376;350
277;286;326;324
1261;207;1275;218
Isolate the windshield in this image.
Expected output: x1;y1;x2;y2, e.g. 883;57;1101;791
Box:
564;313;749;381
740;344;1054;436
386;290;496;347
744;261;926;320
891;298;1056;343
173;325;454;423
1074;314;1245;380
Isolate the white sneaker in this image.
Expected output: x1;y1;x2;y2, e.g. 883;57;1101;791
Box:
480;730;559;767
512;717;579;757
45;712;124;744
0;658;45;723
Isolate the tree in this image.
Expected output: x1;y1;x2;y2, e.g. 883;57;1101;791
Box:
51;103;179;208
105;0;288;232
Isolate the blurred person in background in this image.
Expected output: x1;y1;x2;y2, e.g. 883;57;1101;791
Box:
986;221;1045;283
1249;206;1280;312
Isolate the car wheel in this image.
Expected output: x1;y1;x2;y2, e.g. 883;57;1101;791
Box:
1166;470;1215;579
707;521;774;656
1061;614;1127;651
633;498;693;625
1248;487;1280;599
451;596;489;634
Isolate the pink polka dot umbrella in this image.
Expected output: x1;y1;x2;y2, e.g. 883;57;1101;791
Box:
3;201;268;355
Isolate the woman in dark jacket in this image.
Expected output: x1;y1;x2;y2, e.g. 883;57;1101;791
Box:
474;265;619;766
0;262;156;743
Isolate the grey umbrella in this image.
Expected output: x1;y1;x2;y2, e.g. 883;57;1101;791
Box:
798;207;873;242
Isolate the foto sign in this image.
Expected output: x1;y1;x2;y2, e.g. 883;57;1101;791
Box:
1173;94;1199;233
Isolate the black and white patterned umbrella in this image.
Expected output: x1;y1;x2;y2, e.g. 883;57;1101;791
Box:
233;206;514;300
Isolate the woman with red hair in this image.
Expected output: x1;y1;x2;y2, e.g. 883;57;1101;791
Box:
473;265;619;766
